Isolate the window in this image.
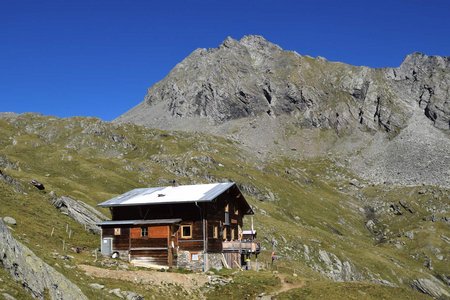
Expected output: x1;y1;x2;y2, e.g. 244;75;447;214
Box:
114;228;121;235
181;225;192;239
234;206;239;215
141;227;148;237
213;225;219;239
223;227;227;241
225;204;229;212
224;209;230;225
231;228;235;240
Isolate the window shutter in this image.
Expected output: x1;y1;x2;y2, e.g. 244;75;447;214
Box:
149;226;169;238
130;227;141;238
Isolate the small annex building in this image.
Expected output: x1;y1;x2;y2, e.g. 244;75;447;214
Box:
97;182;260;271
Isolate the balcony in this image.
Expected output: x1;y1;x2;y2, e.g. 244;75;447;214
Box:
222;240;261;254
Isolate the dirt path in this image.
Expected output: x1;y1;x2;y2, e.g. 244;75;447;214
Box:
79;265;209;290
272;274;305;297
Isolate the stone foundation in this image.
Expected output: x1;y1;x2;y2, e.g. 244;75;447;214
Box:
117;250;129;260
176;250;204;271
176;251;225;271
206;253;224;270
106;249;225;271
102;249;129;260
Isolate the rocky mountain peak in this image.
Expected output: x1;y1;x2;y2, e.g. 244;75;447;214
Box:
220;36;239;48
118;35;449;133
400;51;450;70
115;35;450;188
239;35;282;52
220;35;282;52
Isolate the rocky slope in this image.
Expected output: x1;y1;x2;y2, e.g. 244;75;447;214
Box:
0;220;87;300
116;35;450;187
0;114;448;299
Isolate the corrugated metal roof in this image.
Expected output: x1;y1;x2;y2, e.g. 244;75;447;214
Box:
97;218;182;226
98;182;236;207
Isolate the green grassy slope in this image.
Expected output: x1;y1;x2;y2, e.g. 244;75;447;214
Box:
0;113;447;299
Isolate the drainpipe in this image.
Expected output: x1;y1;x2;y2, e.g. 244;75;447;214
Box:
195;201;206;271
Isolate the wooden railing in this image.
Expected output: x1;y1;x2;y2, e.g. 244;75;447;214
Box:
222;241;260;253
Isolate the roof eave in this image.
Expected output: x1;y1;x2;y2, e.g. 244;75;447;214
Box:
97;218;182;226
98;198;213;208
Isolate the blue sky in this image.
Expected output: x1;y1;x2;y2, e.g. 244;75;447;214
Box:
1;0;449;120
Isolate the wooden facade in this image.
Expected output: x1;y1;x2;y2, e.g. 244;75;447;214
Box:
98;183;259;270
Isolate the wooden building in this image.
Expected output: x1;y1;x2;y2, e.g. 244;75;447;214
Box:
97;182;260;270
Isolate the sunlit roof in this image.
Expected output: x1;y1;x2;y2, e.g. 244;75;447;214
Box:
98;182;236;207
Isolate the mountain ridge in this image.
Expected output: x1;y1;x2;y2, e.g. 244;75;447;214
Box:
116;35;449;131
115;35;450;187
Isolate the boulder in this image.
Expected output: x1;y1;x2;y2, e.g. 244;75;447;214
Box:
30;179;45;190
349;179;361;188
399;200;415;213
51;196;107;234
2;293;16;300
365;220;376;232
109;288;124;299
404;231;414;240
3;216;16;225
390;203;402;215
411;278;450;299
123;291;144;300
89;283;105;290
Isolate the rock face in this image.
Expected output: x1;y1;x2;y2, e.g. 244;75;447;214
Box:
118;36;449;132
116;35;450;187
51;196;107;234
411;278;450;299
0;220;87;300
317;250;361;282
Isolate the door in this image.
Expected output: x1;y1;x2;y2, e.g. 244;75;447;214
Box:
101;238;113;255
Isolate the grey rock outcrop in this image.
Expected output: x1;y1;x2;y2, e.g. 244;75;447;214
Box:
2;293;16;300
317;250;362;282
393;53;450;130
108;288;143;300
51;196;107;234
0;169;23;193
0;220;88;300
0;156;18;171
411;278;450;299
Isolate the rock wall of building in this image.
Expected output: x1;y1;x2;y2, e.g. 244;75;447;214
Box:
176;250;204;271
206;253;224;270
176;251;225;271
